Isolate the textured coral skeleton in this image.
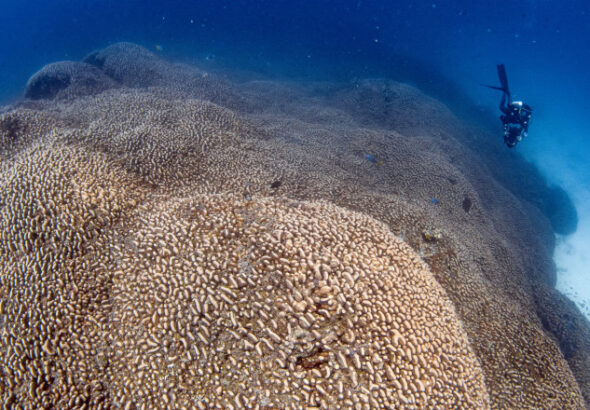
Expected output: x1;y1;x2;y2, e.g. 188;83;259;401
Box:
0;42;588;409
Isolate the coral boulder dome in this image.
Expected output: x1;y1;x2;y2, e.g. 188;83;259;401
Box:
2;42;588;408
83;42;169;88
0;144;144;408
107;196;489;408
0;143;489;408
24;61;119;101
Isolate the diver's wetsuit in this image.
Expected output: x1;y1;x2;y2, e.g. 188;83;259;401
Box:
500;93;532;148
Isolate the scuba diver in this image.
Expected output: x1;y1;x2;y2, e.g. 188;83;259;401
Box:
484;64;533;148
499;93;532;148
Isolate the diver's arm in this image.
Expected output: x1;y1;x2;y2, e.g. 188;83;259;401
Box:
522;112;531;132
522;121;530;132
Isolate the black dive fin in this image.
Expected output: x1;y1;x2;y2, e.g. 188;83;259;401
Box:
482;84;506;91
497;64;510;95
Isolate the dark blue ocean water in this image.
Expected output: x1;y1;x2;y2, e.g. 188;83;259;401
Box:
1;0;589;314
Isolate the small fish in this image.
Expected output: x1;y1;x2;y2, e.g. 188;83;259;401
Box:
155;44;163;52
365;153;382;165
430;197;439;205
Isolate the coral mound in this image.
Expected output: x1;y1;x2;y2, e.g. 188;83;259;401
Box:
110;196;489;408
83;42;164;88
24;61;118;100
0;142;488;408
0;145;142;408
1;42;588;408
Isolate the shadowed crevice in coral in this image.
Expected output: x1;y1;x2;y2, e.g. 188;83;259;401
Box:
484;153;578;236
543;185;579;235
25;72;71;99
462;196;472;213
83;51;106;69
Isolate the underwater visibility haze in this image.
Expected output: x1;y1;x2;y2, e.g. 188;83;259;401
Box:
1;0;589;408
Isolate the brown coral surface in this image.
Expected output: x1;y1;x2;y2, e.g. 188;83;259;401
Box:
0;43;588;409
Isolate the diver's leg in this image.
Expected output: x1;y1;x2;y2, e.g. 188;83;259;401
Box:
516;127;524;142
497;64;511;100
